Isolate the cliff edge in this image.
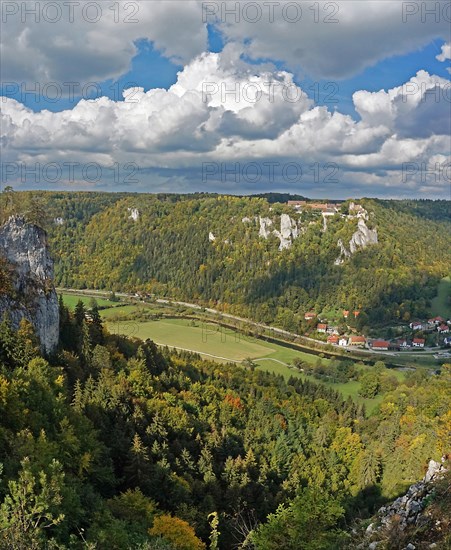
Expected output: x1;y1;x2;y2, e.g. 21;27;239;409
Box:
0;216;59;354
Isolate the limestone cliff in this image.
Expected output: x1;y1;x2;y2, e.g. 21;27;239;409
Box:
354;458;449;550
258;214;300;250
335;219;378;265
0;216;59;354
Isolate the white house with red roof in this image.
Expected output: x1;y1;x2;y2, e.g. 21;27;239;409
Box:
438;324;450;333
317;323;327;333
348;335;366;346
327;334;339;345
371;340;390;351
429;316;445;325
412;338;425;348
304;312;317;321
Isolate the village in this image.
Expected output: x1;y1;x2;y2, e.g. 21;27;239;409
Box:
304;310;451;355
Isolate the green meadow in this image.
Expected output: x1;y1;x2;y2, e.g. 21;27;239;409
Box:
60;293;117;310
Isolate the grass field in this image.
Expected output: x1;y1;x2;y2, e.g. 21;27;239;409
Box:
106;317;332;365
107;318;283;361
60;293;117;310
431;276;451;319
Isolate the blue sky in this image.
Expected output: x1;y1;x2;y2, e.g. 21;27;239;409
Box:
3;28;449;118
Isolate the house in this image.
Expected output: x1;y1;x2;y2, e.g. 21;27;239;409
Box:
444;337;451;347
343;310;349;319
410;321;424;331
317;323;327;333
438;324;450;333
412;338;425;348
348;335;366;346
304;312;317;321
327;334;339;345
339;337;348;346
326;326;339;335
371;340;390;351
353;310;360;318
428;316;445;325
396;339;410;349
288;201;342;213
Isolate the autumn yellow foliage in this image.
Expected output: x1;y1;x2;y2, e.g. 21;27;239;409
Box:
149;514;205;550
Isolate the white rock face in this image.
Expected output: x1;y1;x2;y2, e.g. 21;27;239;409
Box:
349;218;378;254
259;215;300;250
0;216;59;354
424;460;443;483
208;232;216;242
241;217;252;223
334;219;378;264
273;214;299;250
127;208;140;221
259;217;273;239
334;239;351;265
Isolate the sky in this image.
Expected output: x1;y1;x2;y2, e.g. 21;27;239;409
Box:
0;0;450;198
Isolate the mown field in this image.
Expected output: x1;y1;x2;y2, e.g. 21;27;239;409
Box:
60;293;118;310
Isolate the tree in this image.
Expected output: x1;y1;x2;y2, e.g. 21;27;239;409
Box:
250;488;346;550
0;458;65;550
149;515;205;550
74;300;86;327
91;345;112;371
359;372;380;399
16;319;40;366
89;299;104;345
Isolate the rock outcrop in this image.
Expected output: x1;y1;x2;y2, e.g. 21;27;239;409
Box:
349;218;378;254
335;219;378;264
273;214;300;250
258;214;300;250
0;216;59;354
358;459;448;549
258;217;273;239
127;208;140;221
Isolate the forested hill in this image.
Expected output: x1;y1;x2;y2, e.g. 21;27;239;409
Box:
1;191;450;330
1;290;450;549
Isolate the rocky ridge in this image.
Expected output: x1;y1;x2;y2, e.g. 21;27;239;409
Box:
0;216;59;354
358;459;448;550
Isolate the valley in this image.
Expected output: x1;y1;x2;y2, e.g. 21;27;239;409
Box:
1;195;450;550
